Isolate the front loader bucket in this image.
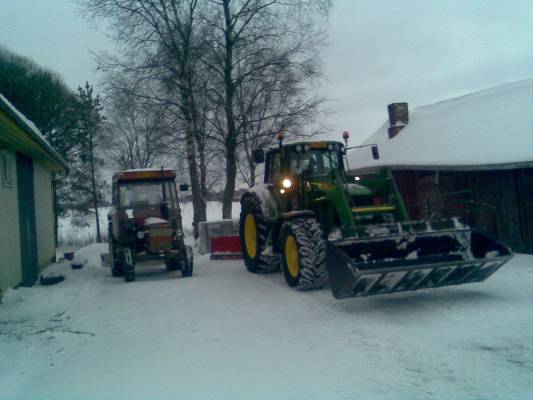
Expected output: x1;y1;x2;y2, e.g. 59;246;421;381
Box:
326;222;512;299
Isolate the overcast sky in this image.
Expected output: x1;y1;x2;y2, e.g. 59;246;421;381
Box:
1;0;532;144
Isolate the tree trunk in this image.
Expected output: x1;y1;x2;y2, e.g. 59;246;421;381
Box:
222;0;238;219
222;138;237;219
88;130;102;243
249;158;256;187
198;138;209;209
182;106;206;238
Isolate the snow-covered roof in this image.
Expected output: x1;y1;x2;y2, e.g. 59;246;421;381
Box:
122;168;172;172
348;79;533;171
0;93;67;170
265;140;343;151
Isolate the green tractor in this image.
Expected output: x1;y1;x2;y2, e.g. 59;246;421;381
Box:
239;136;512;298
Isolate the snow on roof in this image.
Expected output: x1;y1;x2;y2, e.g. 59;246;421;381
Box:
122;168;173;172
265;140;343;150
0;92;67;169
348;79;533;171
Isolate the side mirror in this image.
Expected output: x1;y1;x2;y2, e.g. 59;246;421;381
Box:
371;145;380;160
179;183;189;192
253;149;264;164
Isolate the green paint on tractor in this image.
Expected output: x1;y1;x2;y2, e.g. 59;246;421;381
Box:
239;139;513;299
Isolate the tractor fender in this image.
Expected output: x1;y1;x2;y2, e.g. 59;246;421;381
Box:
272;210;315;253
241;184;277;219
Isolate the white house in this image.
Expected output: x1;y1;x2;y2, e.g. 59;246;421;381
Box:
0;93;67;295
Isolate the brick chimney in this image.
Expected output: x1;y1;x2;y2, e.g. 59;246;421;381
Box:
387;102;408;138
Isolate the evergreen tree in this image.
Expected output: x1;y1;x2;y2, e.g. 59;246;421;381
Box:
0;47;80;241
77;82;106;243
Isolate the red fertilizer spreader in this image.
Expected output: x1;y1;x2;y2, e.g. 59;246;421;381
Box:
210;236;243;260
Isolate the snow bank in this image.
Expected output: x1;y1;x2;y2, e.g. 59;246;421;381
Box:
348;78;533;170
58;202;241;247
180;201;241;235
58;208;110;248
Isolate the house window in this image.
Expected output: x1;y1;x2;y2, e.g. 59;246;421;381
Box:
1;152;13;189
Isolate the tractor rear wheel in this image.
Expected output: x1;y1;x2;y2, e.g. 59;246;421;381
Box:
240;195;280;273
280;217;327;291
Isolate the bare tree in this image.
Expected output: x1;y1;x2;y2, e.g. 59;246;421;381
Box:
103;75;175;170
81;0;208;237
201;0;331;218
234;55;326;187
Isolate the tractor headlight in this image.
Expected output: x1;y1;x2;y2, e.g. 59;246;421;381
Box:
137;231;145;239
282;178;292;188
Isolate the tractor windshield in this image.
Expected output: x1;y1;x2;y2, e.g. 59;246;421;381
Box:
119;181;177;208
289;149;340;175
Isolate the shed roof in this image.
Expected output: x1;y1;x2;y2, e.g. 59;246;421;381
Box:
0;93;67;172
347;79;533;172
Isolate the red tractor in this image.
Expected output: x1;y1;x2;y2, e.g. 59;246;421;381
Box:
107;169;193;282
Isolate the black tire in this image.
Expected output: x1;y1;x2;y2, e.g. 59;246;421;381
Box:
239;194;280;274
123;248;135;282
180;246;194;277
109;236;124;277
280;217;327;291
124;263;135;282
166;257;179;272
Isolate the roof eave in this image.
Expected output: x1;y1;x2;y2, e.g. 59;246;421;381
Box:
350;161;533;173
0;97;68;172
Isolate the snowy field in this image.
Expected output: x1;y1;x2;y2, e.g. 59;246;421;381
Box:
1;243;532;399
58;201;240;247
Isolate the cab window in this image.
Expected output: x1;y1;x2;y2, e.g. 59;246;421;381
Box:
267;152;281;183
289;149;340;175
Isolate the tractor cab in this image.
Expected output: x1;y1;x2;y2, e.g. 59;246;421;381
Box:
262;141;345;184
257;139;404;235
112;169;181;226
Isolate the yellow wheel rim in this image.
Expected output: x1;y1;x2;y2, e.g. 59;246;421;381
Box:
285;235;299;278
244;214;257;258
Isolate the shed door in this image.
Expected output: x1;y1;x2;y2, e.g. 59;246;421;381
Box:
16;153;38;286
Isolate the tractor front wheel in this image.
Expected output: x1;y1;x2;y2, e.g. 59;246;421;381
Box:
166;257;179;271
123;247;135;282
181;246;194;277
109;237;124;277
280;217;327;291
239;195;280;273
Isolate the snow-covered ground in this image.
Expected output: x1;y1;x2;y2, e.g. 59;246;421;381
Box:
1;243;532;399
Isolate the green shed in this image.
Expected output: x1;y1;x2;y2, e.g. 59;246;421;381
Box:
0;93;67;296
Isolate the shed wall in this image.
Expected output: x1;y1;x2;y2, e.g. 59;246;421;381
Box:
0;149;21;294
394;168;533;254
